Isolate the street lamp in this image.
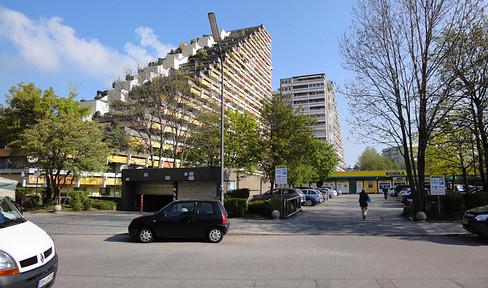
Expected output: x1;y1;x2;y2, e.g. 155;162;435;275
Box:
208;12;225;203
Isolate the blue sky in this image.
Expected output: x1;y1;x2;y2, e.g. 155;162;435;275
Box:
0;0;373;167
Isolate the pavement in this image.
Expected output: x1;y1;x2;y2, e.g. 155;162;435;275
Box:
24;194;469;237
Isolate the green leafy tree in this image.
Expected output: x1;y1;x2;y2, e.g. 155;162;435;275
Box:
0;82;89;145
102;119;130;152
186;109;262;184
311;139;339;182
357;147;399;171
259;94;316;187
186;111;221;167
12;115;109;204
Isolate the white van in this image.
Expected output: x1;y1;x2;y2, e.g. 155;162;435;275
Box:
0;196;58;288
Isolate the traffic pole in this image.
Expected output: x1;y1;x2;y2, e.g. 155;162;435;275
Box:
140;194;144;214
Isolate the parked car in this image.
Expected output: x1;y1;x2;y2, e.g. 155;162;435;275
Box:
251;188;304;202
300;189;323;206
323;187;338;197
0;196;58;288
462;205;488;237
317;188;330;200
128;200;229;243
393;185;410;197
399;189;412;205
388;187;396;197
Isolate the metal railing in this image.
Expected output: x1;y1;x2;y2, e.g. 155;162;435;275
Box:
280;196;302;219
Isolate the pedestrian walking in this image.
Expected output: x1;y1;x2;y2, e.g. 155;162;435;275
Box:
383;188;388;200
359;188;370;219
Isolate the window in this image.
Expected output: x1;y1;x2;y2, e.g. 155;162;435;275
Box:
197;202;215;215
165;202;195;216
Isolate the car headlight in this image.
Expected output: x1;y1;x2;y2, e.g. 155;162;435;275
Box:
0;250;19;277
474;214;488;222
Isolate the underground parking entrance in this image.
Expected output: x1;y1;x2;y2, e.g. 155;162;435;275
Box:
121;167;221;212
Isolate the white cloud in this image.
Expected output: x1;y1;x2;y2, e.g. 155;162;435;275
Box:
0;7;173;84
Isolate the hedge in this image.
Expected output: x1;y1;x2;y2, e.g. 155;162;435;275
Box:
247;198;281;218
463;192;488;210
224;198;248;218
225;188;250;199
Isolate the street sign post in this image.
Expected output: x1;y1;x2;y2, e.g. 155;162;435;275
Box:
430;175;446;214
275;166;287;186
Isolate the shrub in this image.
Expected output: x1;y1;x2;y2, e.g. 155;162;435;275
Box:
247;198;281;218
224;198;248;218
441;192;465;217
69;190;91;211
463;192;488;210
83;198;94;210
225;188;250;199
92;199;117;210
29;195;40;208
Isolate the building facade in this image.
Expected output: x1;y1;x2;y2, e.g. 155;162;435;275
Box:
278;74;346;171
382;146;406;169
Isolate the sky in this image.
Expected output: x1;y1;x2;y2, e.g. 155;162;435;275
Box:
0;0;374;167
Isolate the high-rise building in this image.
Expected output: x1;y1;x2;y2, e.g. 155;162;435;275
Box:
279;74;346;171
382;146;406;169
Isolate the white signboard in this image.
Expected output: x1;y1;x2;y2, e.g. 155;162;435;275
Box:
275;166;287;185
430;175;446;196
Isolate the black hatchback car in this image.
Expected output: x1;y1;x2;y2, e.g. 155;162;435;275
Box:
462;205;488;237
128;200;229;243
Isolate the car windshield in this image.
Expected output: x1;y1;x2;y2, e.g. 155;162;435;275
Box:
0;196;24;228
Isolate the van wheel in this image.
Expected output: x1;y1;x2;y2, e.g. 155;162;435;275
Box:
207;227;223;243
306;199;313;206
138;227;154;243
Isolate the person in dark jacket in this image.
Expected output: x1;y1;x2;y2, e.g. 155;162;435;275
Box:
359;188;370;219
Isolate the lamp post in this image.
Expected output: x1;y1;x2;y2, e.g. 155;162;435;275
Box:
208;12;225;203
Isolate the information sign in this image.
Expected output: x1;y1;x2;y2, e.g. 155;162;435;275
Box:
430;175;446;196
275;166;287;185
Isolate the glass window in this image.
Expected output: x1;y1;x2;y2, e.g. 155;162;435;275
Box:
165;202;195;217
197;202;215;215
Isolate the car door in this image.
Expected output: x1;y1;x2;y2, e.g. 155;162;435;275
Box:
192;201;218;237
152;201;196;238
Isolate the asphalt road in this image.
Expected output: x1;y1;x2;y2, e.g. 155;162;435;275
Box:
24;194;488;288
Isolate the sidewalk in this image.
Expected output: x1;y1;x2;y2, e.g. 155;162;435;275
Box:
25;194;469;236
228;194;468;236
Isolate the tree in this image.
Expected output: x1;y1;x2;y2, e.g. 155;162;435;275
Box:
441;15;488;190
339;0;483;216
186;109;262;182
0;82;89;145
310;138;339;182
102;119;130;152
111;70;206;168
185;111;221;167
0;82;91;199
357;147;399;171
224;109;263;184
259;94;316;188
12;115;109;204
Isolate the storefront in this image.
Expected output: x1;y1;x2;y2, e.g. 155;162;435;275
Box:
323;171;409;194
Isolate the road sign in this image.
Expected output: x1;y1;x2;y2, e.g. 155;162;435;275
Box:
430;175;446;196
275;166;287;185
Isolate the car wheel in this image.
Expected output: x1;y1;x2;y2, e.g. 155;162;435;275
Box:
306;199;313;206
138;227;154;243
207;227;223;243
